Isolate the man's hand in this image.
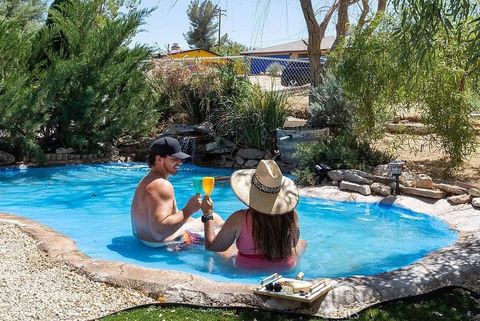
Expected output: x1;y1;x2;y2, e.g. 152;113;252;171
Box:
201;195;214;214
182;194;202;216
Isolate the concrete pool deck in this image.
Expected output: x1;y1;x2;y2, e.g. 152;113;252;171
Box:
1;185;479;319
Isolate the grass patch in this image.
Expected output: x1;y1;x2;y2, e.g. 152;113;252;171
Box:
101;288;480;321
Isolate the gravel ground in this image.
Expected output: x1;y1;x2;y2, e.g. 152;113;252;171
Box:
0;223;154;321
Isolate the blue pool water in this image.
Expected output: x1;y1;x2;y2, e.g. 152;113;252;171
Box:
0;163;456;283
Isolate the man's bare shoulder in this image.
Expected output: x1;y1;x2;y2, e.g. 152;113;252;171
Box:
144;177;173;198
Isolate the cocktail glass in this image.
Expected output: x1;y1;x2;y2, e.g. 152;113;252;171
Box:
193;177;203;194
202;176;215;196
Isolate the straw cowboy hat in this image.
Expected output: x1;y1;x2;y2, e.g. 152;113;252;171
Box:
230;160;299;215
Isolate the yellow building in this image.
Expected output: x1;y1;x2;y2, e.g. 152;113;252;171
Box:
154;49;220;59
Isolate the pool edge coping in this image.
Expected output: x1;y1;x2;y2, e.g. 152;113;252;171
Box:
1;185;479;319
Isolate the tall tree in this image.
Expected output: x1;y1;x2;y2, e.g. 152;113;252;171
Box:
300;0;343;87
213;34;247;56
299;0;388;87
184;0;219;50
0;0;47;32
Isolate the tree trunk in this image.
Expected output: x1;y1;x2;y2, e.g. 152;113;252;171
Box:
330;0;350;52
374;0;387;19
357;0;370;29
299;0;339;88
377;0;387;13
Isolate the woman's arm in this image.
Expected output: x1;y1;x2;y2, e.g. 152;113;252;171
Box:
292;210;307;256
204;210;243;252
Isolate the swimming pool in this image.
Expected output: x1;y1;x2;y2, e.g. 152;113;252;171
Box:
0;163;457;283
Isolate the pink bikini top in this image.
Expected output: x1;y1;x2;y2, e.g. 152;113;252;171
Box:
235;210;295;271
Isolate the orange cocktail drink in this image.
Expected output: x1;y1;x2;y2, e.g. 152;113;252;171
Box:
202;177;215;196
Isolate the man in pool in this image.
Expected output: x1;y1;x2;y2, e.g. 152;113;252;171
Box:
131;137;224;247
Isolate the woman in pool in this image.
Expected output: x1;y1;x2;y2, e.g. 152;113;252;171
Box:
200;160;307;271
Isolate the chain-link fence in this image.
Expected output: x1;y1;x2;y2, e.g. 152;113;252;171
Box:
162;55;312;95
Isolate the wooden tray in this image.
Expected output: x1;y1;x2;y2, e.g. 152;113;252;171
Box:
253;273;333;303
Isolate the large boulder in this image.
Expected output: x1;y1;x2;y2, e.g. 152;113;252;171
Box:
371;182;391;196
472;198;480;209
237;148;265;160
0;151;15;166
373;164;390;177
433;183;468;195
447;194;472;205
371;175;393;185
194;121;214;135
399;171;415;187
234;155;245;165
206;137;235;154
469;188;480;197
164;124;197;135
415;174;433;189
327;170;373;185
340;181;371;196
244;160;259;168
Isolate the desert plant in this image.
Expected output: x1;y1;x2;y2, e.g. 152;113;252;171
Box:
293;132;393;184
307;72;354;133
216;84;288;151
266;62;285;77
151;59;221;123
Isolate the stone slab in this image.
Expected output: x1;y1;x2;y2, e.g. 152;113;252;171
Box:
433;183;468;195
339;181;371;196
401;186;447;199
447;194;472;205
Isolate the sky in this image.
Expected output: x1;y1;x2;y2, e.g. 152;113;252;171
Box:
132;0;343;51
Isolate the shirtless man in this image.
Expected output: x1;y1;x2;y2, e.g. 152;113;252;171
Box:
131;137;223;246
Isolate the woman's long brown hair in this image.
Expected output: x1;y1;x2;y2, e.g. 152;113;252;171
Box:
250;208;298;260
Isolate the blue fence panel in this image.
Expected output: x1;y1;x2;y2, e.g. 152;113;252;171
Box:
249;55;290;75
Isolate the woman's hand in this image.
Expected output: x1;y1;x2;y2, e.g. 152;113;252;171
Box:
201;195;214;214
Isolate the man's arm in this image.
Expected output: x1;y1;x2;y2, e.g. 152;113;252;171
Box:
146;179;200;241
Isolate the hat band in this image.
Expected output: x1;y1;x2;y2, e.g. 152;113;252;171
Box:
252;173;281;194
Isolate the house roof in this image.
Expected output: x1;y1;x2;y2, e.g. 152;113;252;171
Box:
240;37;335;55
153;48;220;59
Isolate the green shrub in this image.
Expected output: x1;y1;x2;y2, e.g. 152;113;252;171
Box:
307;72;354;133
0;19;48;159
152;59;220;124
215;84;288;151
334;14;479;165
334;20;402;139
33;1;162;153
293;132;393;184
0;1;164;158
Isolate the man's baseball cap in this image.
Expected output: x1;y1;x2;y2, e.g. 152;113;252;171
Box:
149;137;191;160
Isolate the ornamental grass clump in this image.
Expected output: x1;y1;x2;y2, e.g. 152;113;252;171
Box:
215;84;288;151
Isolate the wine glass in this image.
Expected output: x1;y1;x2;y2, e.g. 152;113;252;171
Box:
192;176;203;194
202;176;215;196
